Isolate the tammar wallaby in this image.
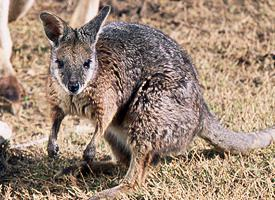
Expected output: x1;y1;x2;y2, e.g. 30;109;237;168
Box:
40;6;275;200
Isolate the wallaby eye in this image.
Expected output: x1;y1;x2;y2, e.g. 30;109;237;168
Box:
55;59;64;69
83;59;91;69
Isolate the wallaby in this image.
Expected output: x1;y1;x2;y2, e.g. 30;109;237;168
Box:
40;6;275;200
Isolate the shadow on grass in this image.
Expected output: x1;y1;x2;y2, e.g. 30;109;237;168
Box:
0;148;125;198
0;147;226;198
193;149;226;160
161;148;226;165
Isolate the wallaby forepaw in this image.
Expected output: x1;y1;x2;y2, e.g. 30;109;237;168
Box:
47;142;59;158
83;145;96;162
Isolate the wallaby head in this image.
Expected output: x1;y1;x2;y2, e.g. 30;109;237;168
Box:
40;6;111;95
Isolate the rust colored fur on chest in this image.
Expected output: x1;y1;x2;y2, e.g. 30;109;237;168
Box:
47;76;96;118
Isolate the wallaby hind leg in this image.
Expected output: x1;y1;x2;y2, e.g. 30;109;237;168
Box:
89;144;153;200
88;76;204;198
104;131;131;166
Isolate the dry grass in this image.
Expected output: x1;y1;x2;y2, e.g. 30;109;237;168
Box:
1;0;275;199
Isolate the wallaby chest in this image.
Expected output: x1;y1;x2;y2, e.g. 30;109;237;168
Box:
49;81;96;120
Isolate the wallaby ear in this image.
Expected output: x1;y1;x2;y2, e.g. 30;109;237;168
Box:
40;12;70;46
80;5;111;43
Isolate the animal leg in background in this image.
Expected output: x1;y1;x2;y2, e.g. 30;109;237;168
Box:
0;0;34;106
70;0;100;28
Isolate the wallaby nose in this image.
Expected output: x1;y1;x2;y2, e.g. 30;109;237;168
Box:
68;81;79;93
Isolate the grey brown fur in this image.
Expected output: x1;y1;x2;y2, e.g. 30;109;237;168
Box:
40;6;275;200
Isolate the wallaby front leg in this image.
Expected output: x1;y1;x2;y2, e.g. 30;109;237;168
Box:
83;95;118;162
48;106;65;158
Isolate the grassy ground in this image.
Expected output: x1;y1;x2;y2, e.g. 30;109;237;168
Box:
1;0;274;199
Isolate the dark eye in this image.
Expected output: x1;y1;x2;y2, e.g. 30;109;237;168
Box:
55;59;64;69
83;59;91;69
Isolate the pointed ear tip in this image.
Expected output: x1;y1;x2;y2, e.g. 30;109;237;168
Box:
39;11;51;20
102;5;111;13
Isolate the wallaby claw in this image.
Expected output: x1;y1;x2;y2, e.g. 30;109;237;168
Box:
83;145;96;162
47;142;59;158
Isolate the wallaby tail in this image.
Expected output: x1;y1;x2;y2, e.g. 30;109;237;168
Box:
199;104;275;154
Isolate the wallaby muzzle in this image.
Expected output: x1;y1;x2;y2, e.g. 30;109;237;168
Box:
68;81;80;94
